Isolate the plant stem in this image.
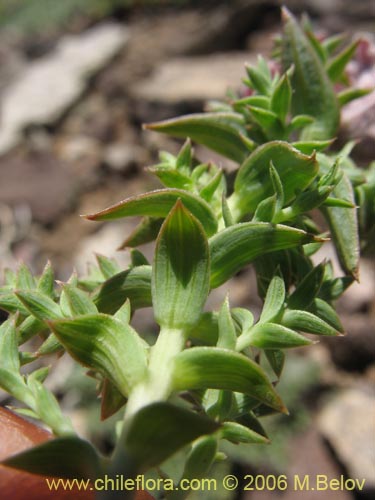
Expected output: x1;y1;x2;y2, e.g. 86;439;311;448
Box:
107;327;186;496
124;327;186;420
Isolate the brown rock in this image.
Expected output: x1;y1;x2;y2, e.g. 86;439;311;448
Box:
130;52;256;122
0;151;77;225
318;389;375;492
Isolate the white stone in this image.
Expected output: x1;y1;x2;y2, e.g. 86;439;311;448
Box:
0;23;128;154
132;52;257;104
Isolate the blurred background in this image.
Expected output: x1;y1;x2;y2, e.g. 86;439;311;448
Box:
0;1;374;499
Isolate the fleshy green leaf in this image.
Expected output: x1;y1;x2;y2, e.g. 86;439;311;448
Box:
230;141;318;218
322;33;346;55
173;347;287;413
292;139;333;154
119;217;163;249
234;95;270;110
269;162;284;215
145;113;249;163
270;72;292;122
304;26;326;62
16;263;36;290
265;349;285;378
186;312;218;346
0;322;33;404
252;196;276;223
222;194;235;228
282;309;340;336
231;308;254;334
0;293;30;316
130;249;149;267
274;187;333;222
4;268;17;286
176;138;193;173
0;319;21;373
236;411;269;438
93;266;152;314
0;369;33;406
288;114;315;132
37;333;63;356
246;61;271;95
220;421;269;444
287;263;325;309
318;276;353;301
182;435;218;480
49;314;148;397
153;200;210;330
310;297;344;332
19;352;38;366
209;222;316;288
217;297;237;350
323;197;355;208
96;254;121;279
18;316;48;345
119;402;220;470
114;298;131;324
199;169;223;203
322;172;359;279
27;373;74;436
281;8;339;139
15;290;62;322
240;322;312;349
338;87;372;107
147;167;193;190
60;284;98;317
326;40;359;82
2;437;101;479
259;274;285;323
84;189;217;237
249;106;282;135
37;261;54;297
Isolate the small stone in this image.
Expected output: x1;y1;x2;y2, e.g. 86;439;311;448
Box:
0;23;129;155
57;135;102;164
0;39;26;93
0;151;77;225
104;143;146;173
318;389;375;489
284;426;353;500
55;135;105;189
130;52;256;122
339;35;375;161
340;87;375;161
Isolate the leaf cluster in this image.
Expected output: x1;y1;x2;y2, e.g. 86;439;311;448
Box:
0;9;373;498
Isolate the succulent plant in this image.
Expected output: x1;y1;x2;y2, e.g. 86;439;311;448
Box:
0;8;373;500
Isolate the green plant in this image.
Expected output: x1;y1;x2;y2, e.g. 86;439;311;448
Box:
0;8;373;499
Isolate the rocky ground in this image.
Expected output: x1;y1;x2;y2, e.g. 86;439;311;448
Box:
0;1;374;499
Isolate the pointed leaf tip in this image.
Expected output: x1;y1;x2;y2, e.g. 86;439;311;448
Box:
173;347;287;413
153;200;210;330
2;436;101;480
81;189;217;237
